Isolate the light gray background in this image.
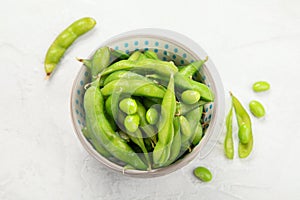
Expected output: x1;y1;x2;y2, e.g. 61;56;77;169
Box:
1;0;300;199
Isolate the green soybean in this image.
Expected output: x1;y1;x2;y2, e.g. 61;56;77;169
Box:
238;123;251;144
193;166;212;182
146;107;159;125
44;17;96;79
249;100;265;118
252;81;270;92
135;101;157;143
119;98;138;115
124;114;140;133
181;90;201;105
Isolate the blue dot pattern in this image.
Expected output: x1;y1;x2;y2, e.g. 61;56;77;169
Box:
74;38;214;129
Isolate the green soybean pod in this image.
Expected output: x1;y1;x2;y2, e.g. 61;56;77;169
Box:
82;126;91;140
119;98;138;115
192;122;203;146
249;100;265;118
163;116;182;166
144;51;160;60
181;90;201;105
224;104;234;159
252;81;270;92
179;57;208;78
231;92;253;158
179;115;192;151
90;46;110;79
87;121;112;158
146;107;159;125
84;80;147;170
124;114;140;133
77;58;92;69
153;74;176;166
193;166;212;182
110;49;129;59
105;95;113;117
44;17;96;79
128;51;143;61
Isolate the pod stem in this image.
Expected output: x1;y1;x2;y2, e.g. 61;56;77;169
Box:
204;56;209;62
45;73;51;80
76;57;84;62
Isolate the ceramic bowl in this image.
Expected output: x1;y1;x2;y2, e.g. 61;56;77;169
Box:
70;28;225;178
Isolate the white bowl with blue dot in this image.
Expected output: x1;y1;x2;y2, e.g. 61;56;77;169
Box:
70;29;225;177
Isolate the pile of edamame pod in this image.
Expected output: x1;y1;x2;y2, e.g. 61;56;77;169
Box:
80;46;214;170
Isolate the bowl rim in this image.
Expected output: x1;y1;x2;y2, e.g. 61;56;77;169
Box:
70;28;225;178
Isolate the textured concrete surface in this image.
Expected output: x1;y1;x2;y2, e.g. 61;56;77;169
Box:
1;0;300;199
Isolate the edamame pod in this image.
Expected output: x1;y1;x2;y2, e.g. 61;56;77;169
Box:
111;49;129;59
105;95;113;118
179;57;208;78
90;46;110;79
84;80;147;169
101;79;166;98
126;129;151;169
231;92;253;158
224;104;234;159
153;74;176;166
185;106;202;147
179;115;192;151
77;58;92;69
100;59;178;77
147;72;214;102
163;116;182;166
176;101;206;116
103;70;155;86
45;17;96;79
128;51;143;61
144;51;159;60
81;126;91;140
85;120;112;158
192;122;203;146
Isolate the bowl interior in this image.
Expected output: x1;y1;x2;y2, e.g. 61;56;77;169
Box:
71;30;223;177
